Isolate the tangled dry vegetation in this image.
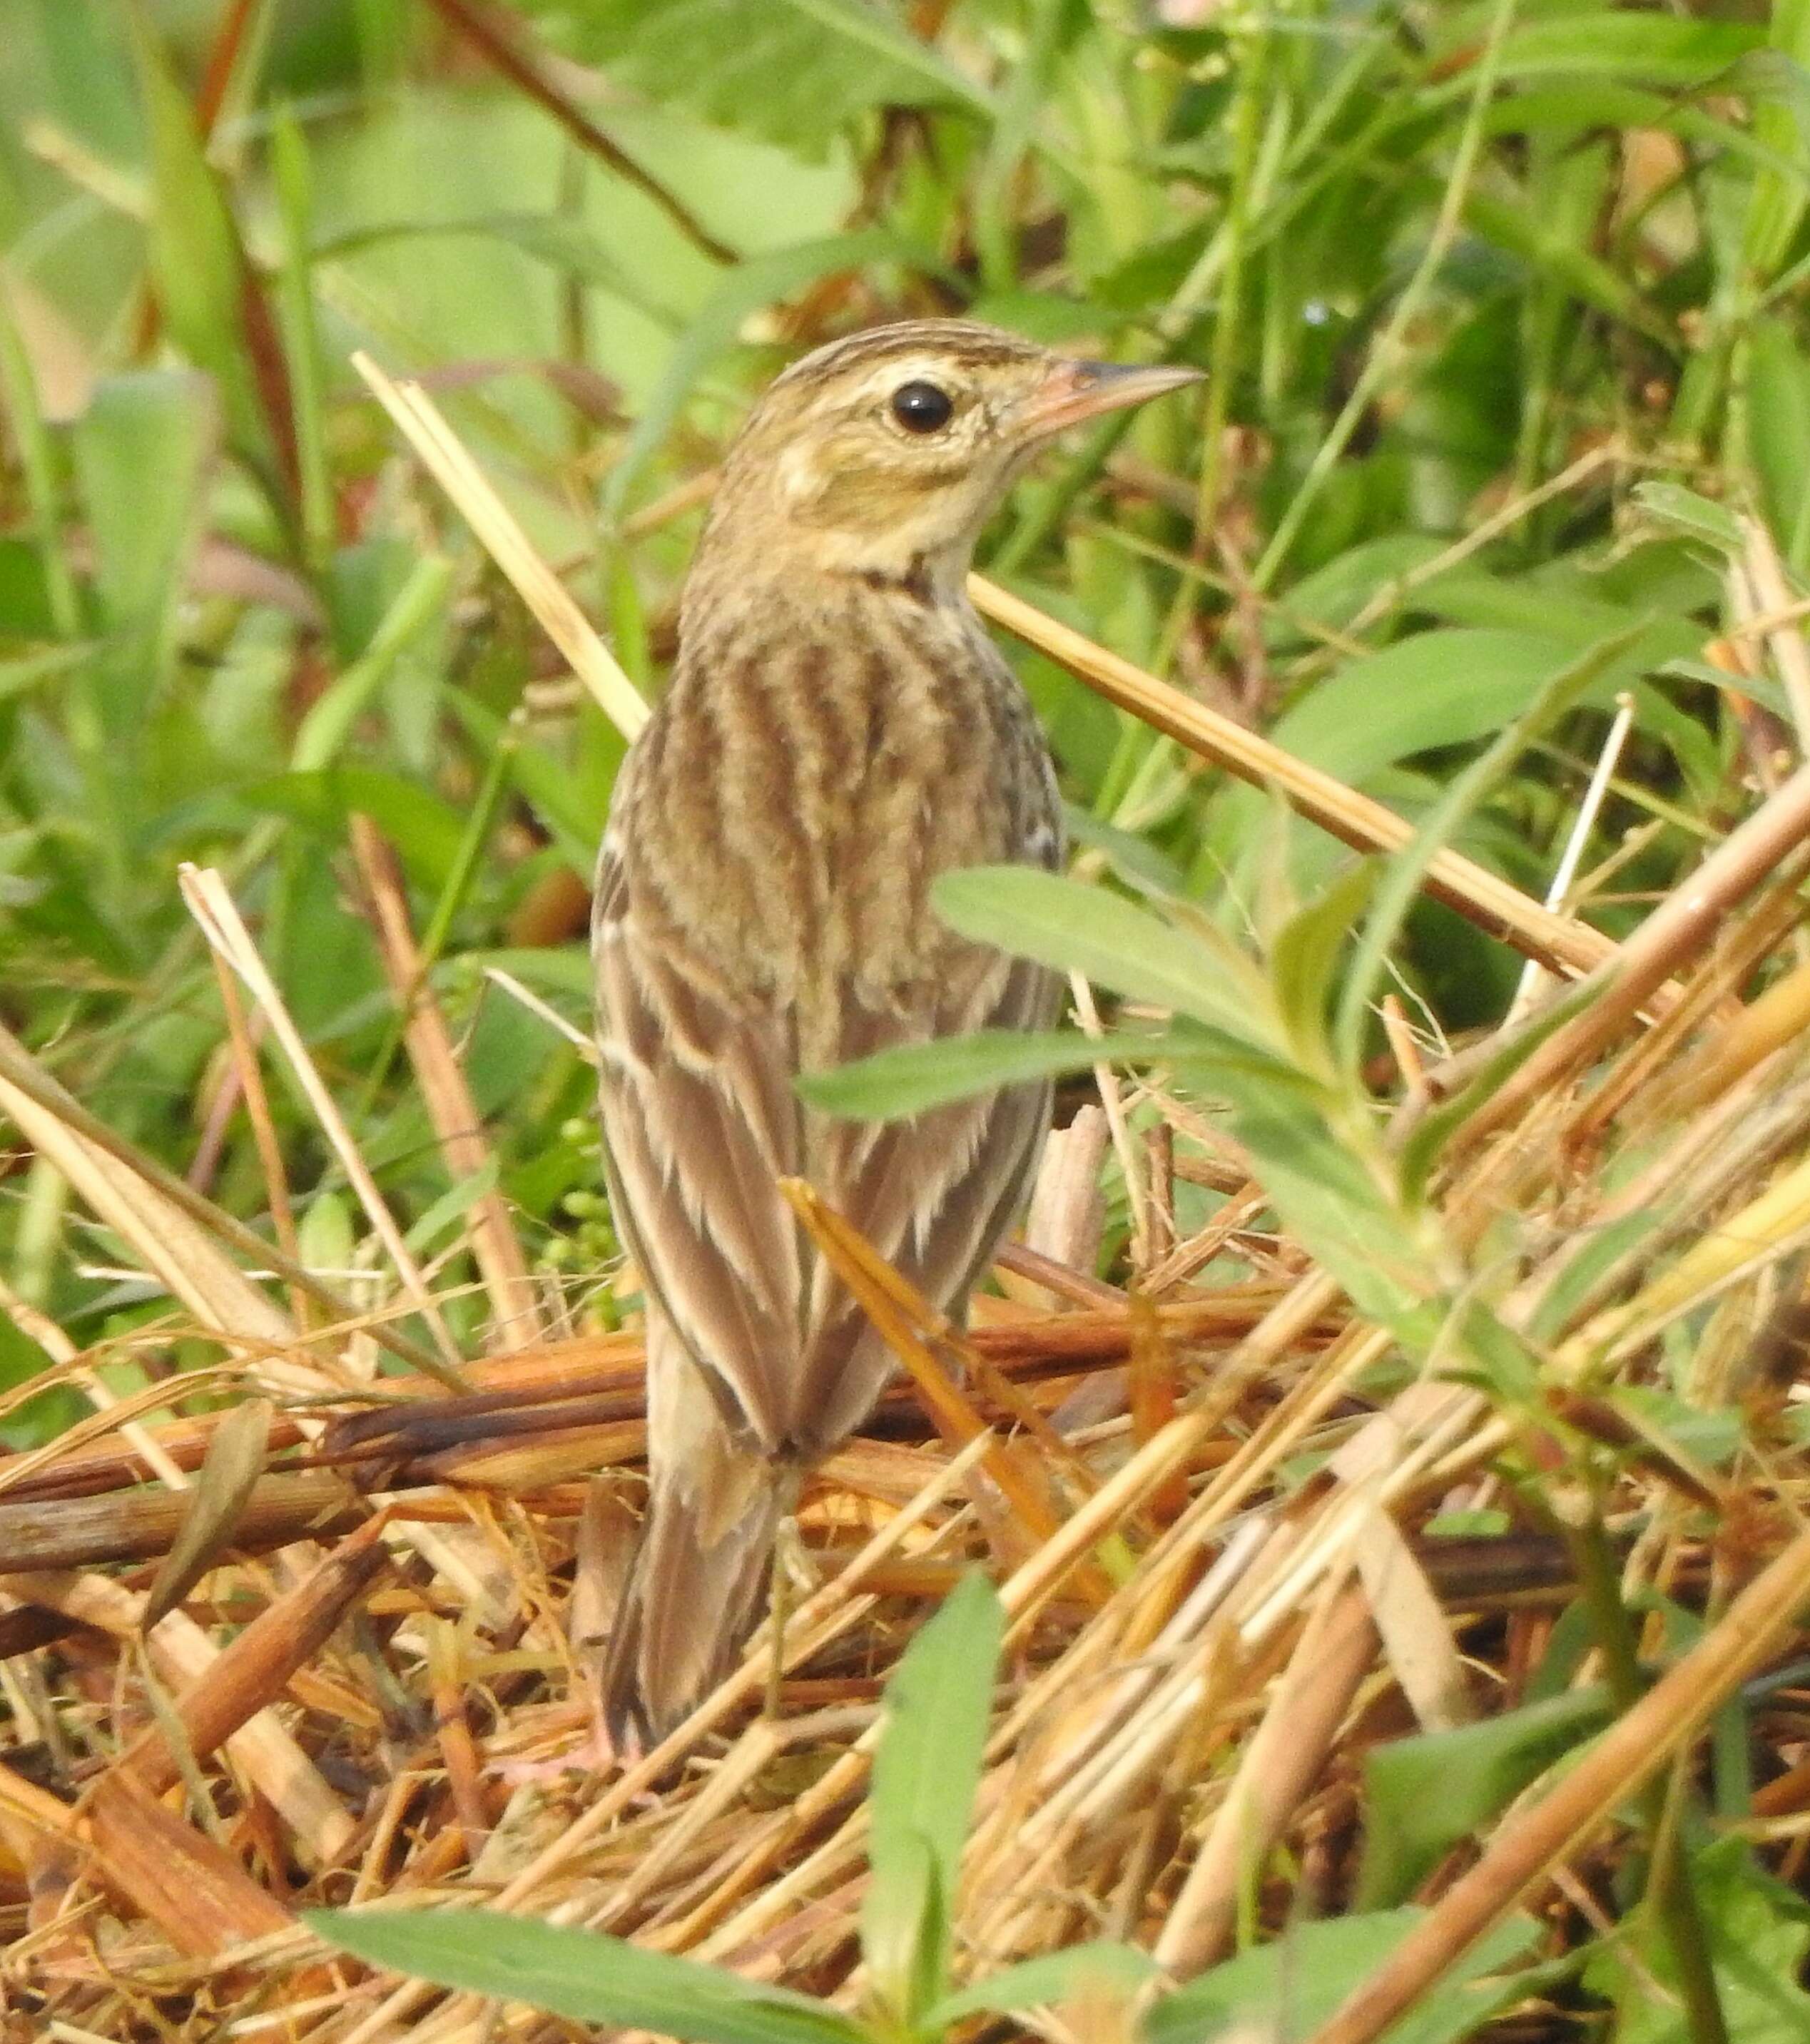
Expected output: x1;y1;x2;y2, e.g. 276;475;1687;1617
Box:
1;382;1810;2042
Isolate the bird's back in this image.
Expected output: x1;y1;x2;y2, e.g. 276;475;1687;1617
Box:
596;570;1060;1455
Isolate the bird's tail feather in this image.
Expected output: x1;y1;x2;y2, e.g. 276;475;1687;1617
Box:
598;1373;795;1751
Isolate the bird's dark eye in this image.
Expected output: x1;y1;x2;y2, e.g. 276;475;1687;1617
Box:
890;380;955;434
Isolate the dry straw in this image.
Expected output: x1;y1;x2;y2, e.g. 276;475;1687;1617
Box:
6;362;1810;2044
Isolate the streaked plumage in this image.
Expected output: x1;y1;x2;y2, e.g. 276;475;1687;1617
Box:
594;320;1198;1743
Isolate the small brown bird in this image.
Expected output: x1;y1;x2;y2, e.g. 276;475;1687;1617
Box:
594;320;1197;1742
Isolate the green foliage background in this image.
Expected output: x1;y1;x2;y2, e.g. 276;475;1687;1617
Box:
1;0;1807;1414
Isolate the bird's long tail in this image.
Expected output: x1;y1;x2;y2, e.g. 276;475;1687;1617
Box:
599;1334;796;1750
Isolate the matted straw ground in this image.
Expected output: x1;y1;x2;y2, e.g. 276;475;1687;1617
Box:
1;385;1809;2043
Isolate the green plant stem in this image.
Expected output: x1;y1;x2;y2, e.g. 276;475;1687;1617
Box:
1562;1500;1729;2044
1191;21;1271;558
1251;0;1519;592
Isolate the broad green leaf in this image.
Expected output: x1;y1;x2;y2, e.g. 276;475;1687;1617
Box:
1629;482;1744;554
314;211;673;326
1398;981;1597;1209
306;1908;861;2044
240;768;469;891
556;0;992;156
1491;14;1759;89
932;867;1278;1049
1333;626;1638;1074
923;1942;1158;2027
863;1570;1002;2022
1409;572;1697;673
71;373;214;663
1267;534;1445;647
1146;1908;1541;2044
861;1829;943;2030
1614;1384;1744;1473
462;947;595;1000
297;1191;356;1278
795;1029;1105;1122
1357;1689;1612;1908
449;697;603;875
1581;1837;1810;2043
68;371;214;895
1266;629;1626;785
1742;0;1810;283
1183;1072;1431;1331
1062;803;1189;895
1747;317;1810;568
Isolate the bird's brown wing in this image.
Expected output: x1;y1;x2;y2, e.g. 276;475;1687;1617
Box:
793;943;1061;1445
594;839;806;1451
596;833;1059;1455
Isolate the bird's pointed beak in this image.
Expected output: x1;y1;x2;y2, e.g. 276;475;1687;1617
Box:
1017;357;1203;439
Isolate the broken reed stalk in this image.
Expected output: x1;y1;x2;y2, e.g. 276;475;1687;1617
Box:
0;1018;443;1381
178;863;469;1384
350;350;649;741
348;817;546;1351
967;574;1618;980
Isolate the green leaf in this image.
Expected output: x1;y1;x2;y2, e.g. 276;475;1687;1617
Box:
1357;1689;1612;1908
240;768;469;892
449;696;602;875
68;370;215;895
796;1028;1107;1121
932;867;1278;1049
306;1908;862;2044
1397;980;1597;1209
293;556;454;773
1581;1837;1810;2043
1271;861;1375;1069
1493;14;1759;90
1614;1384;1744;1473
1333;626;1639;1074
922;1942;1159;2027
1146;1908;1541;2044
405;1160;501;1257
1746;317;1810;568
1265;629;1622;790
1740;0;1810;283
1629;482;1744;554
863;1570;1002;2023
1179;1069;1430;1331
558;0;992;156
71;373;215;661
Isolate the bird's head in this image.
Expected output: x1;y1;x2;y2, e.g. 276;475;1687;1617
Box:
699;320;1200;601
